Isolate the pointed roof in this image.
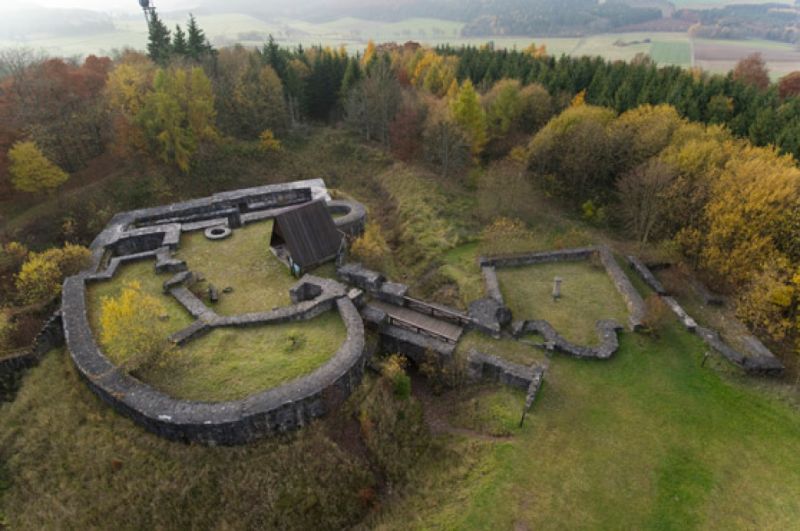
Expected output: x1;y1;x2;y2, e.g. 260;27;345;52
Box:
270;200;342;269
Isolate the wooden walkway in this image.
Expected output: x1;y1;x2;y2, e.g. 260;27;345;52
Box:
370;300;463;344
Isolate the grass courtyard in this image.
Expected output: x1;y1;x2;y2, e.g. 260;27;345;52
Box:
496;260;629;345
84;221;349;402
137;311;347;402
175;220;298;315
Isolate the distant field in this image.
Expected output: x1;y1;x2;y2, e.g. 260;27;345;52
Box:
650;40;692;66
1;14;797;79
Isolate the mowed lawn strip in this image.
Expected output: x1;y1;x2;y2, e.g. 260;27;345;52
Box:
497;260;629;345
175;220;298;315
141;311;347;402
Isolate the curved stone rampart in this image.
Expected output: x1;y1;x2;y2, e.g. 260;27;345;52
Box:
512;319;623;360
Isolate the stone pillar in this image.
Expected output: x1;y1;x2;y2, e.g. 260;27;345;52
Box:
552;277;562;301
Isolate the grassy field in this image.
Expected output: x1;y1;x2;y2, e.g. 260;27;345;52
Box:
496;261;630;345
650;40;692;66
366;322;800;529
175;219;297;315
141;311;346;402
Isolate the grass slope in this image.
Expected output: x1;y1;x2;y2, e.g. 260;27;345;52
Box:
368;322;800;529
0;351;373;530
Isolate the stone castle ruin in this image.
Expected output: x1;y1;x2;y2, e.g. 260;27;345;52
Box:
52;179;783;445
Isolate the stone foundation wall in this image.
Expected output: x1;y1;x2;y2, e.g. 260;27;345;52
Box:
512;319;623;360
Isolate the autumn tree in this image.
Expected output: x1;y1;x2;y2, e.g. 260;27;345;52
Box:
527;105;616;203
450;79;487;158
701;145;800;287
137;67;217;172
733;53;770;91
8;141;68;194
423;98;469;178
778;71;800;100
230;62;288;138
609;104;683;174
105;52;154;155
616;159;678;244
15;244;90;306
344;55;401;146
350;223;391;271
100;281;171;374
389;93;426;161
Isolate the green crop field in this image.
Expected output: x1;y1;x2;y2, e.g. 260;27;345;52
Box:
650;41;693;66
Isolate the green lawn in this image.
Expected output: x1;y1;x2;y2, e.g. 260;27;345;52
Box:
86;259;194;339
175;220;298;315
367;322;800;529
650;41;692;66
496;261;629;345
139;311;347;402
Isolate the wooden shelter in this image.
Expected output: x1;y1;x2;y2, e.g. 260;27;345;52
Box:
269;200;342;274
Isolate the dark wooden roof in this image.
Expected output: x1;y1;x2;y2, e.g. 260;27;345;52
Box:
270;200;341;269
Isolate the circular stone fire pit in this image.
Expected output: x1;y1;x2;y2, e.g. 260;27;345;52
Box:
204;226;232;240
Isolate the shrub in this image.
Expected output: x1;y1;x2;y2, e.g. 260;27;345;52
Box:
350;222;391;271
0;310;15;351
259;129;282;152
99;281;171;374
15;244;90;305
643;294;670;335
382;354;411;400
479;217;537;256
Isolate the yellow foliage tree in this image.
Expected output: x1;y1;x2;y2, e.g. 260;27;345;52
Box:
700;145;800;287
259;130;282;152
449;80;488;158
8;141;69;194
100;281;170;373
350;223;391;271
525;42;547;58
15;244;90;306
570;89;586;107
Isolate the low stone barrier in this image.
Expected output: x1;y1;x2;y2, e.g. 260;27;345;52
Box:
626;255;666;295
597;246;645;330
479;246;645;332
512;319;623;360
466;349;546;415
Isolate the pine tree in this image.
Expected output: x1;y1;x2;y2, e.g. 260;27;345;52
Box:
146;12;171;65
340;57;361;100
172;24;188;56
186;14;212;61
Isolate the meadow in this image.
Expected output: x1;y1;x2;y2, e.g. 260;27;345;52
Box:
3;13;796;78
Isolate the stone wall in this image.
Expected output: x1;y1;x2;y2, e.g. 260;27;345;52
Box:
512;319;623;360
626;255;784;376
479;246;645;332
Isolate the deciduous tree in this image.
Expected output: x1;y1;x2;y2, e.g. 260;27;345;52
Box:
7;141;68;194
100;281;171;374
733;53;770;91
616;159;677;244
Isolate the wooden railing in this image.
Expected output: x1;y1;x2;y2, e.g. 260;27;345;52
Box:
385;314;458;345
403;296;472;327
